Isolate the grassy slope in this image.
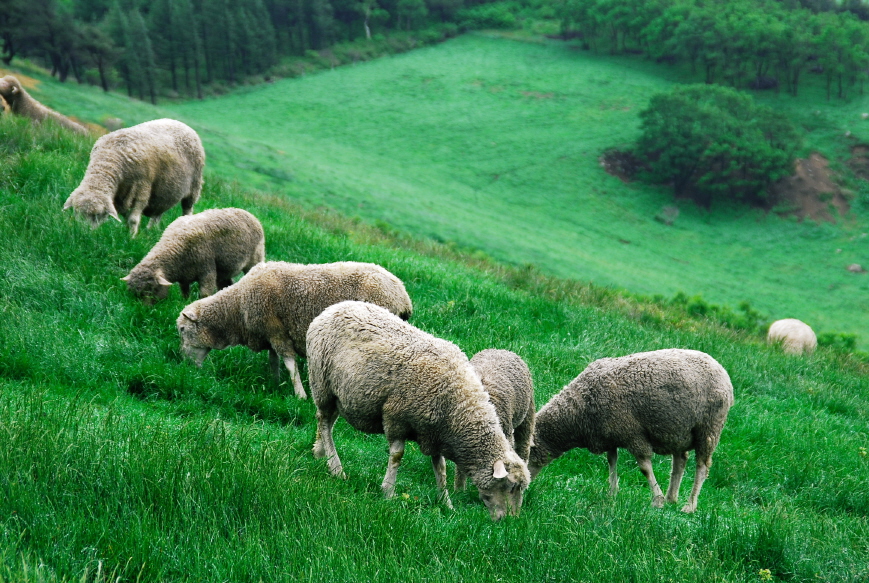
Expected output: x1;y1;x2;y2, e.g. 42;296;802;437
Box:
9;34;869;348
2;108;869;581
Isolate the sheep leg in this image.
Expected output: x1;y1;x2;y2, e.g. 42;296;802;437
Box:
666;451;689;504
635;454;665;508
198;271;218;298
125;183;152;238
282;355;307;399
431;454;454;510
607;450;619;496
454;466;467;491
270;341;307;399
179;281;191;298
681;454;710;513
146;214;163;230
381;439;405;499
313;406;345;479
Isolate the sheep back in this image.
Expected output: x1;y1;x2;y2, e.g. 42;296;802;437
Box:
177;260;412;360
0;75;88;135
530;349;734;467
124;208;265;300
307;300;529;520
469;349;535;461
767;318;817;355
63;118;204;233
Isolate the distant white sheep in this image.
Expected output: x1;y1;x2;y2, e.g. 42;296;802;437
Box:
63;119;204;237
529;349;734;513
177;261;413;399
0;75;88;135
123;208;264;301
307;301;530;521
767;318;817;355
454;349;535;491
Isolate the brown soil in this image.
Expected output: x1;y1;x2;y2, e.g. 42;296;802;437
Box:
768;153;849;223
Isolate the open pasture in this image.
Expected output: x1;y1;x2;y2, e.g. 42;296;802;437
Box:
1;111;868;581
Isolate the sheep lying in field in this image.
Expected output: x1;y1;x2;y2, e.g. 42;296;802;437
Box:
767;318;817;355
0;75;88;135
122;208;264;302
307;301;530;521
63;118;204;237
529;349;733;513
454;349;535;491
177;261;413;399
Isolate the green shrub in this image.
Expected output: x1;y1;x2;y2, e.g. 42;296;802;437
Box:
633;84;803;207
457;2;519;30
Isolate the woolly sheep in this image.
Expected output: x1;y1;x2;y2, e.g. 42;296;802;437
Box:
307;301;530;521
122;208;265;302
0;75;88;135
177;261;413;399
454;349;535;491
767;318;817;355
63;118;204;237
528;349;733;513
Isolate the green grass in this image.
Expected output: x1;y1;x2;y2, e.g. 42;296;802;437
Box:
2;107;869;581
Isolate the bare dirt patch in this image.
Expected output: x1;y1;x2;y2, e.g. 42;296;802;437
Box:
769;153;849;223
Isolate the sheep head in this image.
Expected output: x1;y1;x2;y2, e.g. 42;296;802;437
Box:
122;268;172;303
63;188;121;229
472;451;530;521
176;305;217;366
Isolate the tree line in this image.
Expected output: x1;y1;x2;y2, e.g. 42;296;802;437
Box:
0;0;490;102
554;0;869;99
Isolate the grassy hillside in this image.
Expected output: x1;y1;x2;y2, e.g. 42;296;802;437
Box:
6;34;869;348
2;109;869;581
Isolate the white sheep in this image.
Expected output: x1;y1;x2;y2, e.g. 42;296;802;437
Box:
122;208;265;302
177;261;413;399
0;75;88;135
63;118;205;237
307;301;530;521
528;349;733;513
454;349;535;491
767;319;817;355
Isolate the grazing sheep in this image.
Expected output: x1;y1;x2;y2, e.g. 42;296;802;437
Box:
528;349;733;513
0;75;88;135
63;118;205;237
307;301;530;521
177;261;413;399
454;349;535;491
122;208;265;302
767;318;817;355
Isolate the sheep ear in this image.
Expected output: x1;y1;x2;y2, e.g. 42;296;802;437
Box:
181;309;198;322
493;460;508;479
120;275;130;282
108;207;121;223
156;274;172;287
62;197;73;211
11;85;18;95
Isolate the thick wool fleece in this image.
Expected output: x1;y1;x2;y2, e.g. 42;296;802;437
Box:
307;301;530;521
767;318;817;355
0;76;88;135
63;118;204;237
124;208;265;301
454;349;536;491
177;261;413;399
529;348;733;513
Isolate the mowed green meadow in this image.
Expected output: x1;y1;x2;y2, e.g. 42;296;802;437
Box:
18;32;869;346
2;88;869;581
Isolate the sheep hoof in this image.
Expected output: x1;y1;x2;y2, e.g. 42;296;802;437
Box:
680;503;697;514
652;495;665;509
